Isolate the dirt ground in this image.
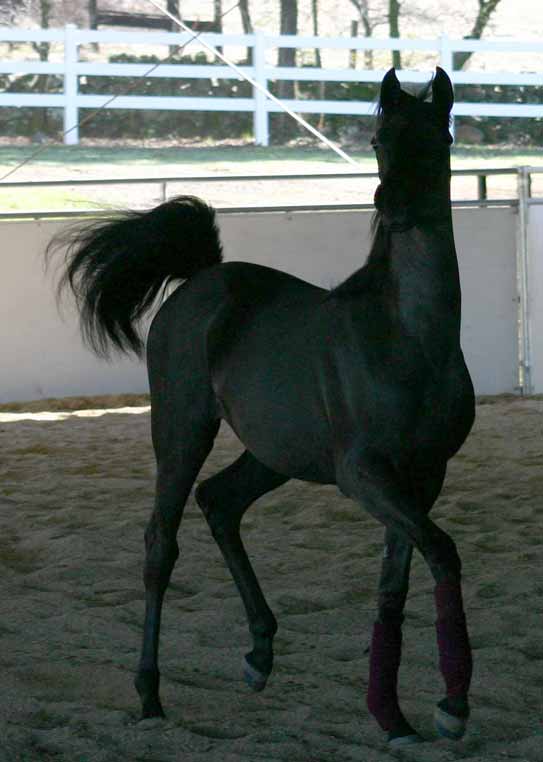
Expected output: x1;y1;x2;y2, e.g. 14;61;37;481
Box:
0;395;542;761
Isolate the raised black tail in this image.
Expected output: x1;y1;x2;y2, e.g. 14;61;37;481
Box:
47;195;223;358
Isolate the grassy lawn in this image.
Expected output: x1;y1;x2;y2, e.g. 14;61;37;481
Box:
3;141;543;174
0;142;376;176
0;186;100;212
0;142;541;212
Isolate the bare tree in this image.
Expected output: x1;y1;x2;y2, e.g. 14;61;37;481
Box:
24;0;53;135
278;0;297;75
364;1;503;71
238;0;253;33
311;0;326;129
276;0;298;139
32;0;51;61
348;0;381;68
389;0;401;68
277;0;297;98
88;0;97;28
213;0;222;29
213;0;223;53
455;0;503;69
0;0;27;24
237;0;253;63
167;0;179;31
311;0;321;68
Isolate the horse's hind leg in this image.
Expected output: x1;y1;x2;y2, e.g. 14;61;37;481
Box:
135;416;219;719
195;451;288;691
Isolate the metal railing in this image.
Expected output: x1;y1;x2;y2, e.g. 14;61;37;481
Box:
0;166;526;219
0;166;537;395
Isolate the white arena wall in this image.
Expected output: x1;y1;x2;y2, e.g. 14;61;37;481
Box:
527;204;543;394
0;207;519;403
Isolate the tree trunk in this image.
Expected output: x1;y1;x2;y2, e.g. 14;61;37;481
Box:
32;0;51;62
454;0;502;69
389;0;401;69
214;0;222;25
239;0;253;33
238;0;253;63
311;0;322;68
167;1;179;55
348;0;375;68
312;0;325;129
88;0;97;28
214;0;223;54
167;0;178;29
349;20;358;69
88;0;99;50
276;0;298;141
31;0;51;135
278;0;297;73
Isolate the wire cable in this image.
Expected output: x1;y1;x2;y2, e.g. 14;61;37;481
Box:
145;0;358;166
0;2;241;182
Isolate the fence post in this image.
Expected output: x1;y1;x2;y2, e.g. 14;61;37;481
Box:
477;174;487;201
63;24;79;145
516;166;533;394
253;31;269;146
439;34;455;140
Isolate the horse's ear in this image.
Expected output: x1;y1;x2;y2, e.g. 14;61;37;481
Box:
433;67;454;117
380;68;402;112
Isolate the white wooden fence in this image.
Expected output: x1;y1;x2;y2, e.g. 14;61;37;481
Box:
2;26;543;145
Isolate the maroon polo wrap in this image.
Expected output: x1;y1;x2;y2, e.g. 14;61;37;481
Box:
366;619;404;731
435;579;473;698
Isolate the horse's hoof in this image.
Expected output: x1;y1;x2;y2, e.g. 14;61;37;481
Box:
242;656;269;692
138;715;167;729
434;705;467;740
140;698;166;721
388;733;425;747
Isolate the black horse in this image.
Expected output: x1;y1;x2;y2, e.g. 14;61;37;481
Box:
50;67;475;746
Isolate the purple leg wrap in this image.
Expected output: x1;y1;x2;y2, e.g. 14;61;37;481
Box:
367;620;404;731
435;580;473;698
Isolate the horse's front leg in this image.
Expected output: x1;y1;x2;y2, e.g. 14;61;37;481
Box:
338;450;472;745
368;462;450;745
368;527;421;746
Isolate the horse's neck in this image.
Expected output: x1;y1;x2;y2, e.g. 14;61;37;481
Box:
389;219;462;358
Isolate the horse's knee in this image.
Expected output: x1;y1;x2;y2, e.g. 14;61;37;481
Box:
378;593;408;623
426;526;462;582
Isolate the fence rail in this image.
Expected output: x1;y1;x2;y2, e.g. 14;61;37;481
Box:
1;27;543;145
0;166;529;219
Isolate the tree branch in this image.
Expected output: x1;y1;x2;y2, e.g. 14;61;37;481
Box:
455;0;502;70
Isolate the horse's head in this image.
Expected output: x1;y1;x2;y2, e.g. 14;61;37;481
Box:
371;67;454;230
